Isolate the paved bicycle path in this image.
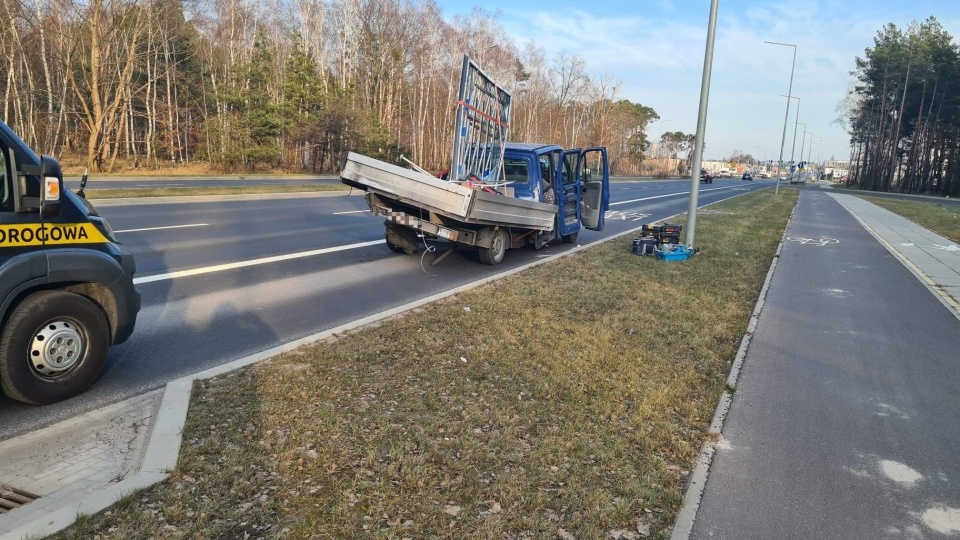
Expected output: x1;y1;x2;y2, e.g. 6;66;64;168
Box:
689;188;960;539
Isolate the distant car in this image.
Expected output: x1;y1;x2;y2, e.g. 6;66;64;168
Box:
742;172;753;181
700;169;713;184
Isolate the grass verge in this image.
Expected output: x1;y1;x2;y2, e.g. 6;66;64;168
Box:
86;184;349;199
854;196;960;244
53;189;797;540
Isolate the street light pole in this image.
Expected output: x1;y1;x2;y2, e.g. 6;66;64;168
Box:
685;0;719;249
794;122;806;181
782;95;800;182
798;128;810;181
765;41;797;195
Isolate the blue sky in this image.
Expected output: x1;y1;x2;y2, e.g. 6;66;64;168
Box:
435;0;960;162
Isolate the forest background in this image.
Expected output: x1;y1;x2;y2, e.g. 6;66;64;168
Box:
0;0;686;175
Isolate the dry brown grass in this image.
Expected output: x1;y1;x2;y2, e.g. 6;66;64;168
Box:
54;189;798;540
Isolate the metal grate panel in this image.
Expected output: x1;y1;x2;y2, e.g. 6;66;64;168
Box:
449;55;512;184
0;484;40;514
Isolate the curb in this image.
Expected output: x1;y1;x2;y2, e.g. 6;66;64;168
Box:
668;196;797;540
0;186;769;540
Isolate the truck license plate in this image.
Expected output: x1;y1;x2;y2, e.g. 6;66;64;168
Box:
436;227;455;240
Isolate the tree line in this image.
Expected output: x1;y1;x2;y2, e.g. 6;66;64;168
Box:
0;0;661;175
845;16;960;197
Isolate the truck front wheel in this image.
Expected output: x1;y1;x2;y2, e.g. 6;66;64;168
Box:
561;232;578;244
0;291;110;405
479;227;507;265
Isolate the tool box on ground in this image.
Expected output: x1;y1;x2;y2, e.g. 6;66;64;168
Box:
640;222;683;245
632;237;658;255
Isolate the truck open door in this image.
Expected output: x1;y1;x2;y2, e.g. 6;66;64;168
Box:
579;147;609;231
556;149;582;242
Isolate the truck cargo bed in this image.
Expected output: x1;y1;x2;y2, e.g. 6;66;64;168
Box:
341;152;556;231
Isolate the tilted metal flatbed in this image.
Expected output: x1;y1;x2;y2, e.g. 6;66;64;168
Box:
340;152;557;231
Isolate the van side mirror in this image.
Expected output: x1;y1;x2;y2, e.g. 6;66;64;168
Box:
40;155;63;219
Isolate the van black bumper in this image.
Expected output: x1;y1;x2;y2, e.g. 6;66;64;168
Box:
110;248;140;345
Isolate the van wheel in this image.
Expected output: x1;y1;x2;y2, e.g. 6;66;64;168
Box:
561;232;578;244
479;228;507;265
0;291;109;405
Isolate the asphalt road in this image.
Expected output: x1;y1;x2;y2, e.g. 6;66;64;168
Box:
63;175;678;191
64;175;341;190
691;189;960;539
0;178;771;439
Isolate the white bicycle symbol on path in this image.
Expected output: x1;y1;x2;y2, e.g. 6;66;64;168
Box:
787;236;840;247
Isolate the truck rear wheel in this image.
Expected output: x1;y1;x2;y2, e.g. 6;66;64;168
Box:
0;291;110;405
561;232;578;244
384;222;419;255
479;228;507;265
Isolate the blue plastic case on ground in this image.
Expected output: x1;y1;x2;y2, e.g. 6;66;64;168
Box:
655;245;694;261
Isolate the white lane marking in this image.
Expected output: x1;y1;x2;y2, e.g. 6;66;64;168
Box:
609;186;733;206
133;183;186;187
115;223;209;234
133;239;385;284
333;210;369;215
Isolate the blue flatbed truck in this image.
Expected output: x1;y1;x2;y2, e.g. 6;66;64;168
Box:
341;143;611;264
0;119;140;404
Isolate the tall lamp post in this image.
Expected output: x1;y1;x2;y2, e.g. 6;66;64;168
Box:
798;128;810;181
782;95;800;182
765;41;797;195
795;122;807;181
684;0;719;249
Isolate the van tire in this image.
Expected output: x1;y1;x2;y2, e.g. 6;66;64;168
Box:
0;291;109;405
479;228;507;265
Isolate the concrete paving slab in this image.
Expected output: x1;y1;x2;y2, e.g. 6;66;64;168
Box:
0;390;161;535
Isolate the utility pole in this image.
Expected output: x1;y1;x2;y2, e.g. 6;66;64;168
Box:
685;0;719;249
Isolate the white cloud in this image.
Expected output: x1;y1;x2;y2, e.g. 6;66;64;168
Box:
490;1;960;161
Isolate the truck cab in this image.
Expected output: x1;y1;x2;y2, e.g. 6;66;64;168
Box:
502;143;610;246
0;119;140;404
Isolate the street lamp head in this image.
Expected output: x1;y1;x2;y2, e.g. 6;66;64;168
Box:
764;41;797;48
